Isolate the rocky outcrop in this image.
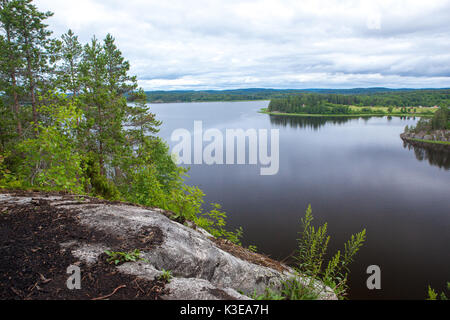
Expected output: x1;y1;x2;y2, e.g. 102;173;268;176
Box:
402;129;450;142
401;131;450;152
0;192;337;300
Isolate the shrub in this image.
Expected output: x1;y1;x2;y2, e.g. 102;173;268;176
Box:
197;203;244;245
166;184;205;222
294;205;366;299
431;107;449;130
84;156;121;200
14;102;85;193
427;282;449;300
104;249;147;265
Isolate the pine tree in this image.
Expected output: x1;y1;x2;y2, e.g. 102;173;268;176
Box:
78;34;140;177
0;0;25;136
103;33;137;95
58;29;82;98
11;0;53;124
1;0;55;129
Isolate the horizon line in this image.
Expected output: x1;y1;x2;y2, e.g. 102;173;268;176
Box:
142;87;450;92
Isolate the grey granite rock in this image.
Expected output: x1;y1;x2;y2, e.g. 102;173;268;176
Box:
0;193;337;300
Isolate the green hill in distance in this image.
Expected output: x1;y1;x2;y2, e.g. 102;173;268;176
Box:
140;88;450;105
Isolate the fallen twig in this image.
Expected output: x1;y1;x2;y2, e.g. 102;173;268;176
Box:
91;285;126;300
133;278;145;295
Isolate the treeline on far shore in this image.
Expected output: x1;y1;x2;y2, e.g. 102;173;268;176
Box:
267;90;450;115
136;88;450;106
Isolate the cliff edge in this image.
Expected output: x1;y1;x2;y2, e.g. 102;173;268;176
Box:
0;191;336;300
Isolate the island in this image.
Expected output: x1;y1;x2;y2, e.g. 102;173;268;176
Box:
400;106;450;150
259;92;449;117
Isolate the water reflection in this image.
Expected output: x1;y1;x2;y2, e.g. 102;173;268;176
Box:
269;114;371;130
403;141;450;170
150;101;450;299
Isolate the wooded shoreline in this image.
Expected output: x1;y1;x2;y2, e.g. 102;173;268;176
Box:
400;134;450;151
259;108;435;118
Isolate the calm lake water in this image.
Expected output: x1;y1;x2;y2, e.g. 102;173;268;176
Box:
149;100;450;300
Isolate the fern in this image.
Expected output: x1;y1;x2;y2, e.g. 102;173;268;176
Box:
294;205;366;299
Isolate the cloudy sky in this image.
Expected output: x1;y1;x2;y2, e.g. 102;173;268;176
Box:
36;0;450;90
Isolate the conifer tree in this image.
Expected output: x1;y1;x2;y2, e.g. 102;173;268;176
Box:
12;0;54;126
0;0;25;136
59;29;82;98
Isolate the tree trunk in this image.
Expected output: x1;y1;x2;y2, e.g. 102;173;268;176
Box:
23;31;37;130
5;25;22;136
98;101;104;176
10;72;22;135
27;59;37;126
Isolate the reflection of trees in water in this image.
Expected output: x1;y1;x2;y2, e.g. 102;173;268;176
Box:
269;115;370;130
403;141;450;170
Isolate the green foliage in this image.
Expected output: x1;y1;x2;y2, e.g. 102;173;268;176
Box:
406;106;449;133
166;184;205;222
294;205;366;299
280;277;319;300
268;90;450;113
427;286;438;300
16;128;84;193
0;152;19;189
58;29;83;96
124;166;245;244
251;288;285;300
123;164;167;207
14;98;85;193
158;269;173;283
247;205;366;301
413;118;432;132
197;203;244;245
431;106;449;130
427;282;449;300
144;88;450;107
0;2;245;255
84;156;121;200
104;249;147;265
296;205;330;276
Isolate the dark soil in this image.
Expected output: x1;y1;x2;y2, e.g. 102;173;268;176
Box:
211;238;288;273
0;191;167;300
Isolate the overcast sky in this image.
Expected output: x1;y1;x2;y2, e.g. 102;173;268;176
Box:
36;0;450;90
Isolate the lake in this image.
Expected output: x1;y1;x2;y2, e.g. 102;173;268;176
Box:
149;100;450;300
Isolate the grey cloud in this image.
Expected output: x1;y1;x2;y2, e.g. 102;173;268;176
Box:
36;0;450;89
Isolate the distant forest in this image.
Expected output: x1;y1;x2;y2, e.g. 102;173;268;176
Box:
140;88;450;107
142;88;289;102
269;89;450;110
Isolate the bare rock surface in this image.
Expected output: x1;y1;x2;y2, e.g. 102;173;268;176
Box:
0;192;336;300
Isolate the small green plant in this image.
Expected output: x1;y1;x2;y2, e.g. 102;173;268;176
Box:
247;245;258;253
427;282;449;300
250;277;320;300
251;287;285;300
104;249;147;265
247;205;366;301
294;205;366;299
196;203;244;245
280;277;319;300
427;286;438;300
166;184;205;222
74;195;86;202
158;269;173;283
